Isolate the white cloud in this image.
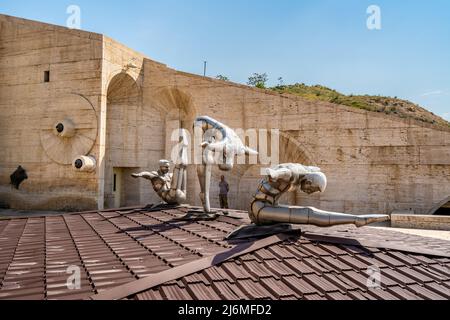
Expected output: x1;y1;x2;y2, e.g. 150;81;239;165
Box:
420;90;443;97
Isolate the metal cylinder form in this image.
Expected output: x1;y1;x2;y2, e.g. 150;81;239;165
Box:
72;156;96;173
54;118;76;138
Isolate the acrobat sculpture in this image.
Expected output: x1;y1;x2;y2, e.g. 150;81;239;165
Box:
194;116;258;213
131;130;188;205
250;164;390;227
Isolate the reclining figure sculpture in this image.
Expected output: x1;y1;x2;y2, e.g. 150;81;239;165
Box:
131;130;188;205
250;163;390;227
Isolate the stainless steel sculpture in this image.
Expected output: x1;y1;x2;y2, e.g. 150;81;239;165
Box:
194;116;258;212
251;163;390;227
132;131;188;205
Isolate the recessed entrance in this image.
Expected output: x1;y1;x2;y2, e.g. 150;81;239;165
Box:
105;72;141;209
112;167;140;208
434;201;450;216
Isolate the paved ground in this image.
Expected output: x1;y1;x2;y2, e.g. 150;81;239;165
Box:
372;226;450;241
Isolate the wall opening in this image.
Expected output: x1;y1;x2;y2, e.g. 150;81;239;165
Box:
434;201;450;216
44;71;50;82
105;72;141;209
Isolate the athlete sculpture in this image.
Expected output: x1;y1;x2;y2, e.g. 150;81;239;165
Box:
250;163;390;227
194;116;258;213
131;131;188;205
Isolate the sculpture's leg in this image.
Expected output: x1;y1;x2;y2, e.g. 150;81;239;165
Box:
168;130;188;204
251;201;390;228
197;164;212;212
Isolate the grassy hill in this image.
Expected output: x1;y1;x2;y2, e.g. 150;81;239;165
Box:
271;83;450;128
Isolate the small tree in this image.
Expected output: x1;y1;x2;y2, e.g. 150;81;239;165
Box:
277;77;284;86
216;75;230;81
247;73;268;89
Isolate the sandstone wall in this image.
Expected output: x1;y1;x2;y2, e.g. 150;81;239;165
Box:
0;15;103;210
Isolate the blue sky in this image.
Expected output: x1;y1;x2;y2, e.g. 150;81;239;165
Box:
1;0;449;119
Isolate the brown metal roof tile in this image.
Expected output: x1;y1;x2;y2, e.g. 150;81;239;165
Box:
185;283;222;300
242;260;275;279
211;281;248;300
161;284;193;300
387;285;423;300
236;279;275;300
338;255;372;270
397;266;436;284
411;255;439;265
302;257;333;274
322;273;365;291
222;262;256;281
423;282;450;299
407;284;447;300
365;288;399;300
268;245;296;259
381;268;416;286
203;266;234;283
341;270;373;289
321;256;354;272
299;243;333;257
281;275;319;296
283;258;318;276
260;277;300;299
263;259;296;277
303;293;326;300
372;252;406;268
253;248;280;261
135;289;164;300
315;243;349;256
386;251;422;266
183;273;210;285
346;290;375;300
427;264;450;278
326;291;352;300
302;273;344;294
411;265;447;282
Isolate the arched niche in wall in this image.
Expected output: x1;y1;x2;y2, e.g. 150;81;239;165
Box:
149;87;198;203
428;196;450;216
105;72;143;208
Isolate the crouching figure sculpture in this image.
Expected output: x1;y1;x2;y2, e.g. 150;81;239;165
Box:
131;130;188;205
251;163;390;227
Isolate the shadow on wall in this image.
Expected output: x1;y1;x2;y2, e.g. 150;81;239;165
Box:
0;189;97;212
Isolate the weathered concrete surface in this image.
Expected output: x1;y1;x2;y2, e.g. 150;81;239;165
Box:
373;226;450;241
391;214;450;231
1;14;450;216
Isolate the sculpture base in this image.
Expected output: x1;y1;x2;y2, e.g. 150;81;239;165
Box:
226;223;296;240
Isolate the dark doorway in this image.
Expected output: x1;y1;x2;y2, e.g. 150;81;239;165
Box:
434;202;450;216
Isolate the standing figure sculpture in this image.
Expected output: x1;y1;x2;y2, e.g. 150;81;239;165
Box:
132;131;188;205
250;163;390;227
194;116;258;213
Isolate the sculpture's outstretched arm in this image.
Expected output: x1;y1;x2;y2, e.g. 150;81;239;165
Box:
132;172;157;180
251;201;390;228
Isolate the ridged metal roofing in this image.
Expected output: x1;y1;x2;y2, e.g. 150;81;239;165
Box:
0;205;449;300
